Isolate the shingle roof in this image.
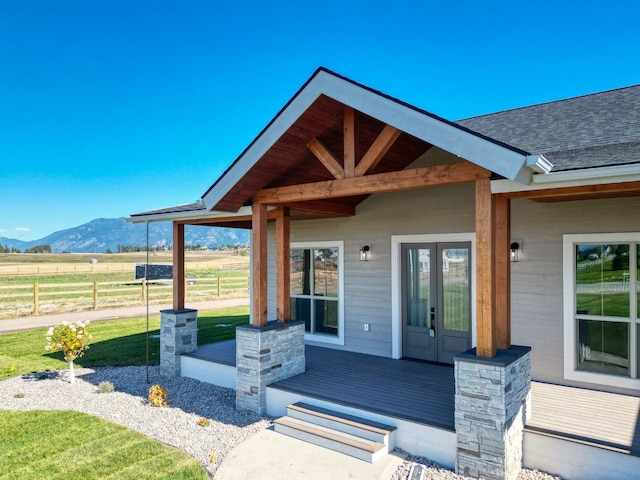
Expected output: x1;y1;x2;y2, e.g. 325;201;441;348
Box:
457;84;640;172
129;202;205;218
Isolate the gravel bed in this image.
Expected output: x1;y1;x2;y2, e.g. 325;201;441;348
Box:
0;366;270;477
1;366;562;480
390;453;562;480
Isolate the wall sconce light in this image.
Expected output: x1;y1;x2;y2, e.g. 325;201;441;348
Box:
359;245;371;261
510;242;521;262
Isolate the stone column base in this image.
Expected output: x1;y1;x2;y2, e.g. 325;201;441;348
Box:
160;309;198;377
454;346;531;480
236;320;305;415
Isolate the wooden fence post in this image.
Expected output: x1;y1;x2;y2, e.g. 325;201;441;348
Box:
33;283;39;315
142;279;147;303
93;281;98;310
217;276;221;296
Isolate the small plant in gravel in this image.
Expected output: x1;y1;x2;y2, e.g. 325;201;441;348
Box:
197;417;210;427
45;320;92;384
97;381;116;394
13;392;25;398
147;384;169;407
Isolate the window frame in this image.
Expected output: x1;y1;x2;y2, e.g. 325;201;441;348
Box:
291;241;344;345
563;233;640;389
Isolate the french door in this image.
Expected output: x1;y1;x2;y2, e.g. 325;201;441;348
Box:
402;242;471;364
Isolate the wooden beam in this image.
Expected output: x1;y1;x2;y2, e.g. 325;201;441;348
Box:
354;125;402;177
343;106;357;178
286;200;356;217
173;222;185;310
275;207;290;322
504;181;640;202
254;162;490;205
307;138;344;180
494;195;511;350
251;203;268;327
475;178;496;357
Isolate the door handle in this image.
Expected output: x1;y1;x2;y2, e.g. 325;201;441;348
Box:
429;307;435;336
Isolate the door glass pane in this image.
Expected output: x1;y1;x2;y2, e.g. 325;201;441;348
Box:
314;299;338;334
314;248;338;297
291;297;311;332
442;248;470;332
575;244;630;317
406;248;430;328
291;249;311;295
577;319;629;376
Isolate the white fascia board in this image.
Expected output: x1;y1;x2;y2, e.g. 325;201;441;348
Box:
491;163;640;194
127;205;254;224
202;80;325;210
203;71;535;210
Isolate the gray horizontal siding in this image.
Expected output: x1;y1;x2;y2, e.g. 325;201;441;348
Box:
512;195;640;395
271;182;476;357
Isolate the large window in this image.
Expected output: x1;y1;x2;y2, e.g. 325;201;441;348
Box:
564;234;640;389
290;242;344;344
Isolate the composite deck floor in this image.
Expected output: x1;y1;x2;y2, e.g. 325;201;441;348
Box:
188;340;640;453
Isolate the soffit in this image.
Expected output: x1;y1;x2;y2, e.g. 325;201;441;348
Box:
214;94;432;213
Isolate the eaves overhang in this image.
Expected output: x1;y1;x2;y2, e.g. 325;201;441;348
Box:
127;205;253;224
202;68;537;211
491;162;640;194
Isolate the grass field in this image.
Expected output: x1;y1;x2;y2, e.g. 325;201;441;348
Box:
0;410;209;479
0;306;249;381
0;252;249;318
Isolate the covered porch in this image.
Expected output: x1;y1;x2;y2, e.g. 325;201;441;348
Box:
184;340;640;478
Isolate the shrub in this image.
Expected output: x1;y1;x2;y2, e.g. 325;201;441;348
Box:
148;384;168;407
45;321;92;384
97;381;115;394
197;417;210;427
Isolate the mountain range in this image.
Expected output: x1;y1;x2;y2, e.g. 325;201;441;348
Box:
0;218;250;253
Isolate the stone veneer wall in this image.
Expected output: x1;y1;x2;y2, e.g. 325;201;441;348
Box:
160;309;198;377
454;346;532;480
236;320;305;415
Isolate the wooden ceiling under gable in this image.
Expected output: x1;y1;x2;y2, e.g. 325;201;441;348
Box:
213;94;433;217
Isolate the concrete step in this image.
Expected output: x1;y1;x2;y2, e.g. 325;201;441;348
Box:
274;402;397;463
286;402;397;447
273;416;389;463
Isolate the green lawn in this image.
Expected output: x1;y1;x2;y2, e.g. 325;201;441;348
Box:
0;306;249;380
0;410;209;479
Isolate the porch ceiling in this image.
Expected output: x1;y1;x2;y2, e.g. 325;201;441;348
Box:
214;94;432;216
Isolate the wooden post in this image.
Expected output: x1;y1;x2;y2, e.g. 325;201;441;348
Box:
184;277;188;302
217;276;221;296
494;195;511;350
93;281;98;310
252;203;268;326
343;106;358;178
475;178;496;358
142;278;147;303
33;283;39;315
275;207;291;322
173;222;185;310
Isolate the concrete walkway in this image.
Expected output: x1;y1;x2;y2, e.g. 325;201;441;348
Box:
215;428;406;480
0;297;250;333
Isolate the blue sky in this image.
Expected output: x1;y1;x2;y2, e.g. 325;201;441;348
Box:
1;0;638;241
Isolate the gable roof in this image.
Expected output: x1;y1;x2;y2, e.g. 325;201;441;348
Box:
201;67;539;213
457;84;640;172
130;70;639;222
